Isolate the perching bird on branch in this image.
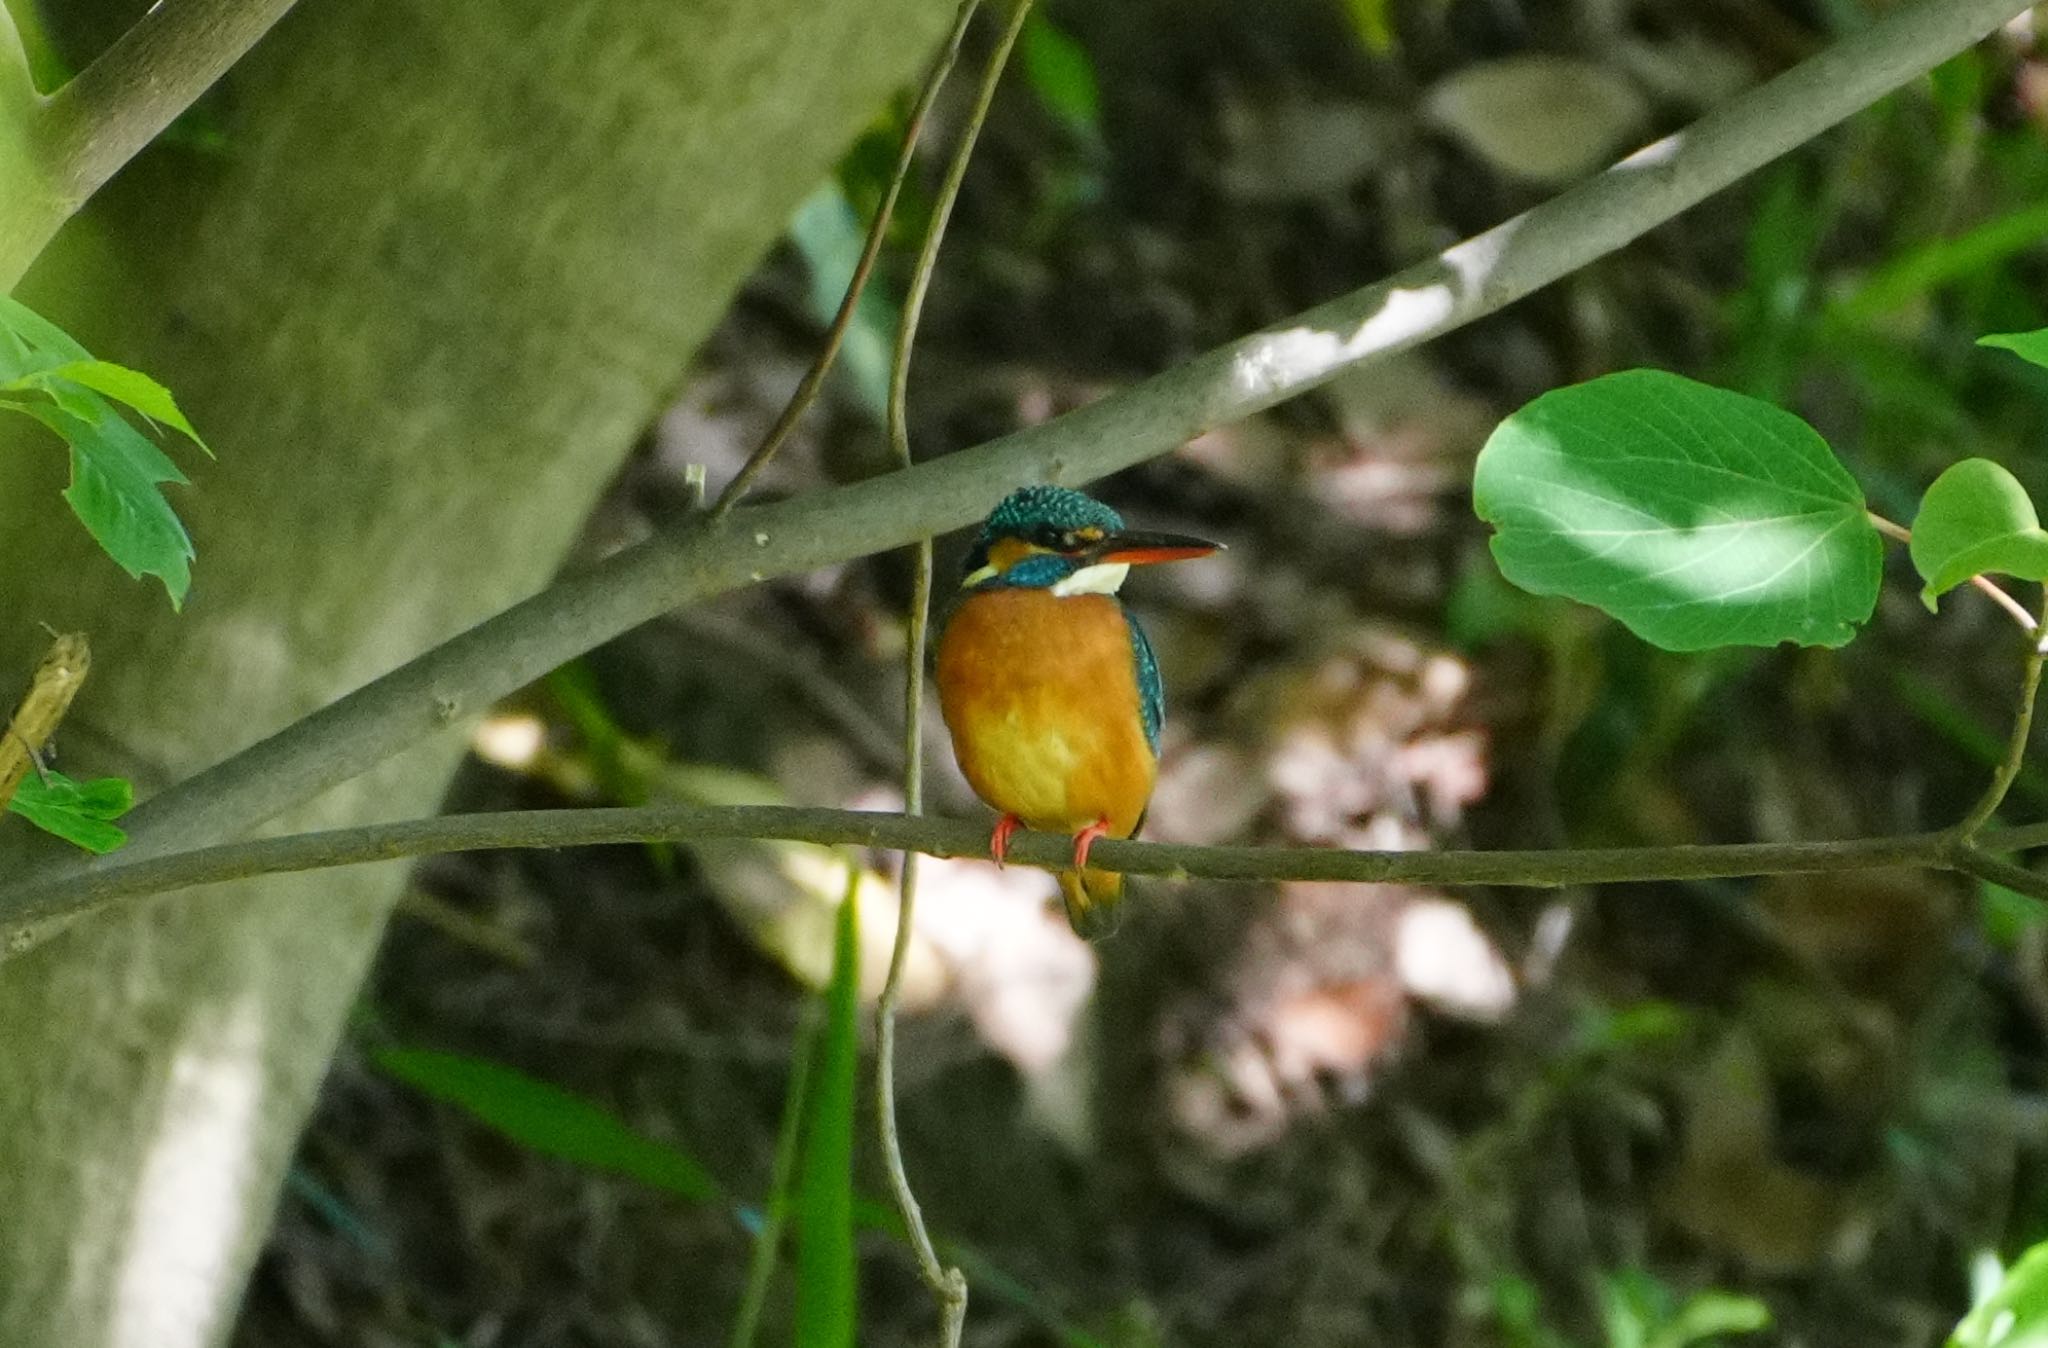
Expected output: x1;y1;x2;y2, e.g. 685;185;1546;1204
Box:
936;485;1219;938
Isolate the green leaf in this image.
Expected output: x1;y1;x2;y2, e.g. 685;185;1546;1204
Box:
1951;1241;2048;1348
375;1048;721;1202
35;360;211;453
7;770;132;853
1651;1290;1772;1348
1473;370;1882;651
1909;458;2048;611
794;876;861;1348
0;296;206;608
0;294;92;363
1337;0;1397;54
1980;881;2046;953
18;400;197;608
1982;328;2048;374
1021;15;1101;139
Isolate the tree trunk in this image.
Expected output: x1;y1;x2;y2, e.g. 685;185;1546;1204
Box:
0;0;949;1342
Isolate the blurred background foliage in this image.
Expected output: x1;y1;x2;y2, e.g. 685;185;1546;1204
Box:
230;0;2048;1343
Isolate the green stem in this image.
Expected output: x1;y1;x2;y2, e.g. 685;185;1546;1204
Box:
1952;841;2048;905
1958;615;2048;838
728;1002;823;1348
708;0;983;519
11;804;2048;945
24;0;2031;886
873;3;1032;1343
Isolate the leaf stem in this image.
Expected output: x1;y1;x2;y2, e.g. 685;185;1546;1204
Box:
1867;510;2038;633
1957;600;2048;838
709;0;984;519
11;804;2048;944
873;3;1033;1343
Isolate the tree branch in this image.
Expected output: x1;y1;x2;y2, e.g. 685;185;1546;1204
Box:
37;0;2028;884
10;804;2048;940
0;3;28;100
9;0;299;281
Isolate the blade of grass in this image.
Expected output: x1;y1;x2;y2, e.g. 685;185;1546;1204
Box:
373;1047;721;1203
729;1003;824;1348
375;1033;1104;1345
794;866;861;1348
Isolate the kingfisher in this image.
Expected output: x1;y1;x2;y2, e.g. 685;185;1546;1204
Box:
935;485;1220;938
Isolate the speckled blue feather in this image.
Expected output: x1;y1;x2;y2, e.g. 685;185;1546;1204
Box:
977;485;1123;547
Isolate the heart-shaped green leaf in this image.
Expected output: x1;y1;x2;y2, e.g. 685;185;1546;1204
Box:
1981;327;2048;373
1909;458;2048;611
1473;370;1882;651
7;770;133;853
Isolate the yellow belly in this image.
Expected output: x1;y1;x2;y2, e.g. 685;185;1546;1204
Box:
935;587;1156;838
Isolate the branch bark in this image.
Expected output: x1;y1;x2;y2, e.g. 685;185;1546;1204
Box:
34;0;299;225
40;0;2020;895
3;0;303;288
10;804;2048;939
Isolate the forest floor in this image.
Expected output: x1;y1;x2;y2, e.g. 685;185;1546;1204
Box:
239;2;2048;1345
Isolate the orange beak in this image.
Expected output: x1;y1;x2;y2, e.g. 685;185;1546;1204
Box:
1091;530;1223;567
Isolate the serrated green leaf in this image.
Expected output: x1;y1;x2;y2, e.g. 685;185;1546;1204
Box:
1982;328;2048;374
1021;15;1101;138
18;399;196;607
1473;370;1882;651
376;1048;721;1202
1909;458;2048;611
0;293;92;363
36;360;211;452
7;770;132;853
1951;1240;2048;1348
794;876;860;1348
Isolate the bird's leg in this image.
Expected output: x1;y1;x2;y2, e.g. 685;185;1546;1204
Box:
1071;817;1112;871
988;813;1023;867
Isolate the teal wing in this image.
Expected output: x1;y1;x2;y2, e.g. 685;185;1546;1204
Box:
1127;611;1164;753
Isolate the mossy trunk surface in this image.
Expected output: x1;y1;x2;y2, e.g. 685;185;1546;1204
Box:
0;0;948;1342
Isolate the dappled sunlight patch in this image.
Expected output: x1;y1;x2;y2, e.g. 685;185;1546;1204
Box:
112;995;268;1348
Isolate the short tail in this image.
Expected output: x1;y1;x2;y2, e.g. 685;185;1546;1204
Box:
1059;866;1125;940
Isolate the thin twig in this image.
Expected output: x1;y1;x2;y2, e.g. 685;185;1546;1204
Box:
709;0;984;518
32;0;2028;885
1868;511;2037;632
1957;600;2048;838
11;803;2048;939
37;0;300;215
873;3;1034;1342
1952;842;2048;905
728;1001;823;1348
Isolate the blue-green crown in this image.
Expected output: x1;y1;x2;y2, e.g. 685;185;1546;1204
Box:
963;486;1123;578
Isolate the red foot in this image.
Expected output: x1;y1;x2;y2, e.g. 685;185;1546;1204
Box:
989;814;1023;867
1071;817;1112;871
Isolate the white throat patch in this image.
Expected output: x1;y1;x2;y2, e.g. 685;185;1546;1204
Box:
1050;561;1130;597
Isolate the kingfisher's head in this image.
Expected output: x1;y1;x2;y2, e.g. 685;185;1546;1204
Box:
960;486;1219;596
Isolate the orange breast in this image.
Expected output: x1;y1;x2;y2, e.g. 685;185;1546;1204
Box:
935;587;1157;838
